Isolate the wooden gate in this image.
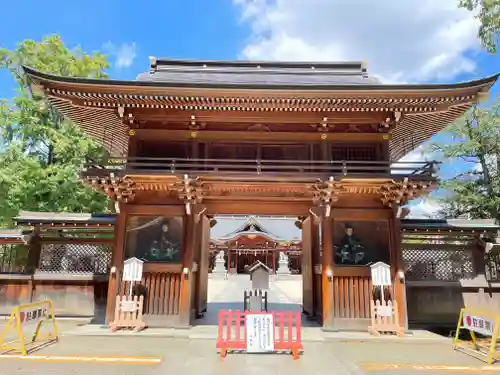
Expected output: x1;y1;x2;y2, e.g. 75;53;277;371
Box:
118;264;182;326
332;269;373;329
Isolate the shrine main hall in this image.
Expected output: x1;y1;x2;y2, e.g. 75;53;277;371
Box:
14;58;499;330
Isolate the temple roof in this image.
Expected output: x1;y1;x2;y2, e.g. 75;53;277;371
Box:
22;61;499;160
401;218;499;232
212;216;301;241
137;58;381;86
14;211;116;227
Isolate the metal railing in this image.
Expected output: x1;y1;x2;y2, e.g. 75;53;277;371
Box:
84;157;437;179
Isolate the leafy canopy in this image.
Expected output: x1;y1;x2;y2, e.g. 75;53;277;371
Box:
459;0;500;53
430;102;500;219
0;35;111;226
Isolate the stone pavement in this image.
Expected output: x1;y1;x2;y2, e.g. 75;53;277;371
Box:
1;275;498;374
0;336;495;375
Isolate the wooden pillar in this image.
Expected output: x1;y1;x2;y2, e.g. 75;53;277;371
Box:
105;205;127;324
301;217;314;316
272;251;276;274
389;210;407;330
179;213;196;327
310;219;320;318
196;215;210;316
321;215;334;329
192;215;203;317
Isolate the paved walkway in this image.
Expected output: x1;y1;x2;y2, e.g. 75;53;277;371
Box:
1;275;498;373
0;336;495;375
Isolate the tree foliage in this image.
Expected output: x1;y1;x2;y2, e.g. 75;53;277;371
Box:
459;0;500;53
430;102;500;220
0;35;111;226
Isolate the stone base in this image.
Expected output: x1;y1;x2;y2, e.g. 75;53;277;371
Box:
212;260;226;274
276;260;291;275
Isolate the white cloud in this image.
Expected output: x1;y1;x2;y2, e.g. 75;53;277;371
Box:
102;42;137;69
233;0;480;83
407;198;444;219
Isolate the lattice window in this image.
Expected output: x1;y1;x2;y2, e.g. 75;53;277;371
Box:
485;251;500;281
37;242;112;274
0;243;29;273
402;233;476;281
402;248;474;281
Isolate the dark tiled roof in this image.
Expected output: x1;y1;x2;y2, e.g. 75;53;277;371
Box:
0;229;30;239
14;211;116;226
136;58;380;86
401;218;499;231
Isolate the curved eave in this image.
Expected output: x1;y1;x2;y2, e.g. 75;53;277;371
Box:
22;65;499;93
22;66;499;159
219;231;281;243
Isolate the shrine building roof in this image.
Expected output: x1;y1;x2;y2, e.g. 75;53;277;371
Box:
212;216;301;242
137;58;382;86
401;218;499;233
14;211;116;227
22;59;499;160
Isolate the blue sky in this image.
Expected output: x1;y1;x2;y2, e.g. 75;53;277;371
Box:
0;0;499;218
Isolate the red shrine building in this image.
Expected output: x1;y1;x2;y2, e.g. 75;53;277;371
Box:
209;216;302;274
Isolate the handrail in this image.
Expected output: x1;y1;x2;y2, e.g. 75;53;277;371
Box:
84;157;438;179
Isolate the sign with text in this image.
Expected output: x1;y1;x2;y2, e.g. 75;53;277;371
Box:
0;300;59;355
123;257;144;282
370;262;391;286
462;311;496;336
453;307;500;364
246;313;275;353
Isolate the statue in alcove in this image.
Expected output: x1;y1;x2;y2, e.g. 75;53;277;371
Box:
159;223;181;261
335;224;365;265
144;222;181;262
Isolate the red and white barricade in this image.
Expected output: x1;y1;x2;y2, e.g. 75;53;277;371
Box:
216;310;303;360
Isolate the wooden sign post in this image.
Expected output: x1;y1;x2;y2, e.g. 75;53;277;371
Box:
110;257;146;332
368;262;404;337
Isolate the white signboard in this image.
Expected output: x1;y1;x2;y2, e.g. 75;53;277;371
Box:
123;257;144;282
378;305;393;317
463;312;497;337
370;262;392;286
246;314;275;353
120;300;136;312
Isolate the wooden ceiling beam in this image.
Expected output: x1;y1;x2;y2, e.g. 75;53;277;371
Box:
132;128;390;142
130;109;388;124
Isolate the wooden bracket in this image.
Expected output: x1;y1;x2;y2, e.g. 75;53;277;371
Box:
311;177;343;217
174;174;204;215
309;207;323;225
193;204;207;223
379;177;430;208
87;175;136;203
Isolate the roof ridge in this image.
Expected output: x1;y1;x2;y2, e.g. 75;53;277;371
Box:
150;57;367;70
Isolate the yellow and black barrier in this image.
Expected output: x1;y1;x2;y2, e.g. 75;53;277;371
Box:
0;299;59;355
453;307;500;365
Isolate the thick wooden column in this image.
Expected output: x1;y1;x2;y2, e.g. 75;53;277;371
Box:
105;205;127;324
301;217;314;316
195;216;210;317
321;215;334;329
389;210;407;329
192;215;202;317
179;213;196;327
310;219;321;319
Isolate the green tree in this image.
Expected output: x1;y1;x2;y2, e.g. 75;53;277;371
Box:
0;35;111;226
459;0;500;53
430;102;500;219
